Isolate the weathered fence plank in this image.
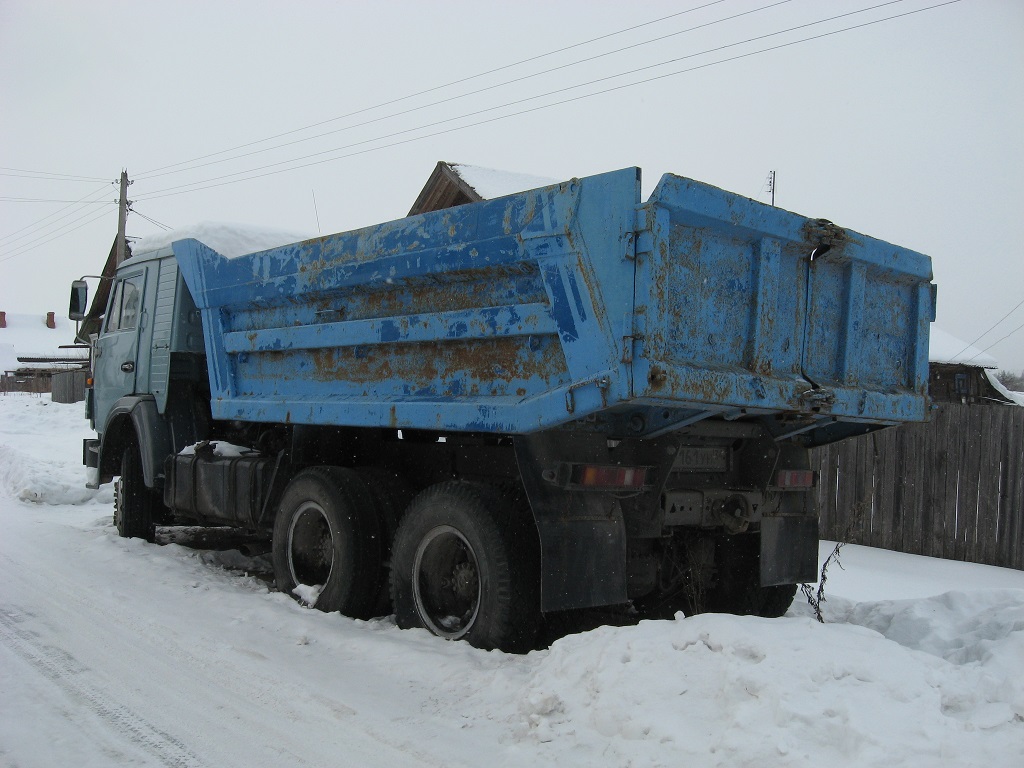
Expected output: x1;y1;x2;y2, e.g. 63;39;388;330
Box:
1004;409;1024;570
811;403;1023;571
977;407;1001;565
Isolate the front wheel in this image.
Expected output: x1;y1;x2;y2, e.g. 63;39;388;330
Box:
272;467;383;619
390;482;539;653
114;439;157;542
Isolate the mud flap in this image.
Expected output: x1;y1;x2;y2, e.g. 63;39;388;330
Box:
760;516;819;586
533;515;627;613
514;434;629;612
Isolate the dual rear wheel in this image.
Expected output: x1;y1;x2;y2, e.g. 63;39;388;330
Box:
272;472;539;653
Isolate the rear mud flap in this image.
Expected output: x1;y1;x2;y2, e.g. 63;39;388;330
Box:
760;516;819;586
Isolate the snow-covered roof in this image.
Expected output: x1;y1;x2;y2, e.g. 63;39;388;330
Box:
0;313;87;374
447;163;559;199
928;326;998;368
131;222;311;259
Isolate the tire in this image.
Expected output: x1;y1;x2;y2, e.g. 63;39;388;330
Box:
114;439;157;542
390;481;540;653
272;467;382;619
354;467;413;616
707;532;797;618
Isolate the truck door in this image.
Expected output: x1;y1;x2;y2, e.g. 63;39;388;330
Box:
94;270;146;433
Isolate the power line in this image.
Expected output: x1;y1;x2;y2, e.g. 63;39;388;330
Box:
136;0;731;177
131;208;173;231
946;296;1024;364
0;183;113;246
0;166;109;182
0;205;112;264
964;319;1024;364
134;0;794;182
954;296;1024;362
134;0;952;203
0;197;114;203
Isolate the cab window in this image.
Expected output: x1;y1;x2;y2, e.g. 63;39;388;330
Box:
106;275;143;332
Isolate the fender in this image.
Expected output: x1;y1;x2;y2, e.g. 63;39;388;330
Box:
98;395;173;490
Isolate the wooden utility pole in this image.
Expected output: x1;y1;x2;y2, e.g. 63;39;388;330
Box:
115;170;130;266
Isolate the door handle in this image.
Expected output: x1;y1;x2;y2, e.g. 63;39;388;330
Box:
120;361;135;373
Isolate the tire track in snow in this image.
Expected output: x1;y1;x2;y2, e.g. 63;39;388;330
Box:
0;604;204;768
0;546;442;768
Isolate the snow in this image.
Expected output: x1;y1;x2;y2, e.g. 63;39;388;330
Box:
929;325;999;368
178;440;258;458
130;221;311;259
984;369;1024;406
2;392;1023;767
0;312;85;374
449;163;559;200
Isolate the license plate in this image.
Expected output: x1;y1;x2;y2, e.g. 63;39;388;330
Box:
675;446;728;472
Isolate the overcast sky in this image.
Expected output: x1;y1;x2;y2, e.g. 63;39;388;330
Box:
2;0;1022;371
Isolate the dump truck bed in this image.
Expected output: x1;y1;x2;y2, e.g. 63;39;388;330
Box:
174;167;934;446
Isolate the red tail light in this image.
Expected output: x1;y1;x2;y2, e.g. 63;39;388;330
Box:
570;465;648;490
776;470;816;488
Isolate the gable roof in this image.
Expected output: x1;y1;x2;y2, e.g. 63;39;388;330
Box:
408;161;559;216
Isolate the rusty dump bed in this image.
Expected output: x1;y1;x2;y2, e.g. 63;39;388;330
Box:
174;167;935;447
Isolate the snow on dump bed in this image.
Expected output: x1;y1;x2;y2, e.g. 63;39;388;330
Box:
2;394;1024;766
451;163;559;199
130;221;311;259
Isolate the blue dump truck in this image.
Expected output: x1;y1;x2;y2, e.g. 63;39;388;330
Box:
70;168;935;651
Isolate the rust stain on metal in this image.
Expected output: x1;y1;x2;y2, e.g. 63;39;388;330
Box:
648;366;667;389
298;336;569;399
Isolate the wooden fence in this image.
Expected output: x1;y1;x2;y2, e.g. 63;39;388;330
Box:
51;369;88;403
811;404;1024;570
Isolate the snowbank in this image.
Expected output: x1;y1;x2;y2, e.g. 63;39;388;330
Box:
0;396;111;504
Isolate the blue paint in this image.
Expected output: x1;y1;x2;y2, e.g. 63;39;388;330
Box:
542;264;579;343
172;168;934;442
565;270;588;322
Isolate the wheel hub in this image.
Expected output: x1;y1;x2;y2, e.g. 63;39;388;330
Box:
413;525;481;640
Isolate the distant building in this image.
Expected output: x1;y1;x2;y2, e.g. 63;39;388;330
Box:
408;162;557;216
0;310;88;395
928;326;1021;406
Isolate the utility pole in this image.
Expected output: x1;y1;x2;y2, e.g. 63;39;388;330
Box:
115;169;131;266
767;170;776;207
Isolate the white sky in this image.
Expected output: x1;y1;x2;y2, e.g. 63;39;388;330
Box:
1;0;1022;371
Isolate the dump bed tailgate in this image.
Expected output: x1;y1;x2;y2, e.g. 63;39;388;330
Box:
631;174;934;442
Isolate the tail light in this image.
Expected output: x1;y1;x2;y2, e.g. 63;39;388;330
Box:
776;470;816;489
542;463;651;490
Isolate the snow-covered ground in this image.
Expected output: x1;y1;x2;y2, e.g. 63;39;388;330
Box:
1;393;1022;767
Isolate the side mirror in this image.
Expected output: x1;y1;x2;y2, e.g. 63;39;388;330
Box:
69;280;88;321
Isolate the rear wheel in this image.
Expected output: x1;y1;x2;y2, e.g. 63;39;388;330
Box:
114;439;157;542
390;481;539;653
272;467;382;619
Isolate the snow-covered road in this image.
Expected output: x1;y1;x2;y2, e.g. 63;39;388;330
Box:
2;394;1022;767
